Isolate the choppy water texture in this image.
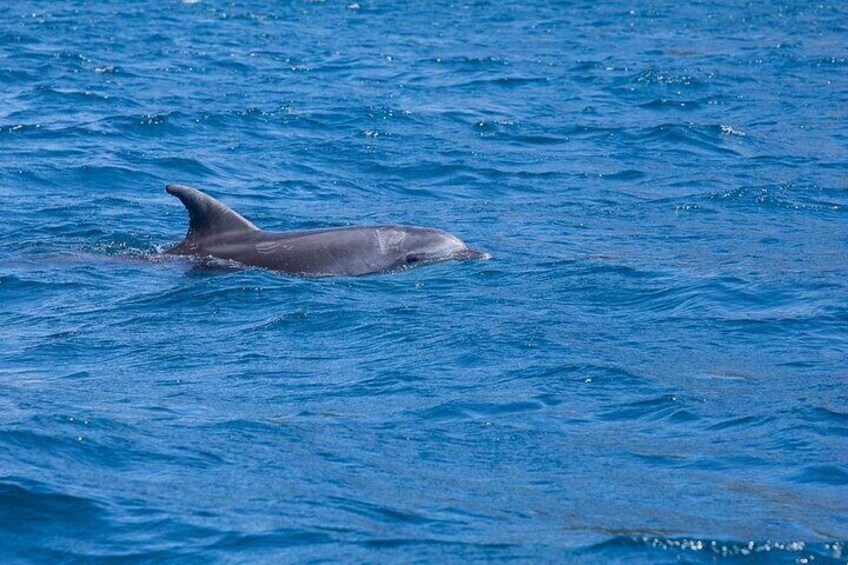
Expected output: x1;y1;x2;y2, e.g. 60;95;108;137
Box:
1;0;847;562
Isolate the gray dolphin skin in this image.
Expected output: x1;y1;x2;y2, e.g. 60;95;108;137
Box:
164;184;489;277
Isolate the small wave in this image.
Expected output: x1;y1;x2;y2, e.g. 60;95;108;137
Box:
639;98;707;111
207;529;334;553
33;85;115;104
582;536;845;564
0;31;39;45
707;414;776;431
0;67;38;82
596;394;695;424
707;183;841;213
630;68;712;89
66;164;154;190
416;399;546;422
437;55;511;70
94;112;190;137
327;495;438;526
632;123;744;155
599;169;646;181
0;122;44;136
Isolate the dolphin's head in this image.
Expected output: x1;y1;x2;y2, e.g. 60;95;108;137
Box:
395;227;490;267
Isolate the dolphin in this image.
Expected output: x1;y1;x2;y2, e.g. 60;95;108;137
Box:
164;184;489;277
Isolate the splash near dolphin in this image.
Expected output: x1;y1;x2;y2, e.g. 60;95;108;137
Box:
164;184;489;277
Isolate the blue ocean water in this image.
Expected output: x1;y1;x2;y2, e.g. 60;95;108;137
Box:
1;0;847;562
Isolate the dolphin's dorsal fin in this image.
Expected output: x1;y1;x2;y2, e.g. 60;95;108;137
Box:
166;184;258;244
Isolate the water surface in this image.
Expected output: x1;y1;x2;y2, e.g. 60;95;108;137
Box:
1;1;847;562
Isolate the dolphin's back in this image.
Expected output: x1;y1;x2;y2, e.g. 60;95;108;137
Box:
204;226;418;276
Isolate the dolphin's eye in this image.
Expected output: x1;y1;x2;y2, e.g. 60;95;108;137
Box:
405;253;421;264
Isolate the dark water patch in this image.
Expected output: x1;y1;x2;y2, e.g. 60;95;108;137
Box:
62;164;154;191
806;406;848;424
496;362;649;391
0;481;131;562
0;479;108;537
148;156;217;176
0;31;39;45
791;465;848;486
433;75;552;91
0;273;83;294
0;67;38;82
